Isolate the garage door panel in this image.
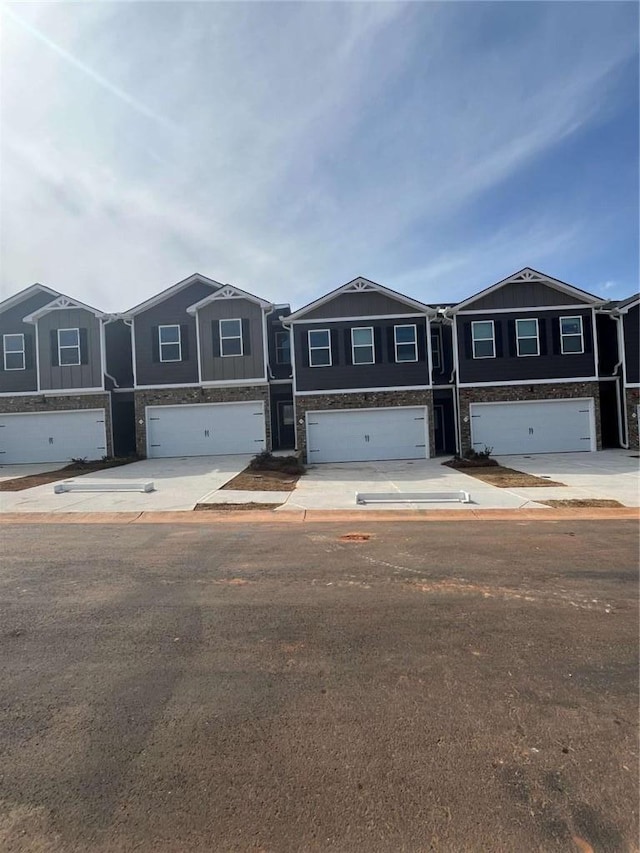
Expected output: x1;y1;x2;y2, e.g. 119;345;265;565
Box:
470;399;594;455
307;407;429;463
146;402;266;458
0;410;107;464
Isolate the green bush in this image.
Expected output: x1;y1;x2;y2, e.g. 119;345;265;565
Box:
249;451;305;476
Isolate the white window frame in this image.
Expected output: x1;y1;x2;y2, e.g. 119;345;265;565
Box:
560;316;584;355
471;320;496;359
515;318;540;357
219;318;244;357
275;330;290;365
394;324;418;363
3;333;25;371
351;326;375;365
308;328;332;367
58;328;81;366
430;327;442;370
158;324;182;363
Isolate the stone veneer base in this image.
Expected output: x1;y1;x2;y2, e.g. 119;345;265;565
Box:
133;385;271;457
458;382;602;454
626;388;639;450
293;389;435;462
0;392;113;458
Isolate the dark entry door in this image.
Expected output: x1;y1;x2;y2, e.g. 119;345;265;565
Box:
277;401;295;449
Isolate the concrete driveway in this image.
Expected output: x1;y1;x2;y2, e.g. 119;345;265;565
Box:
0;455;252;513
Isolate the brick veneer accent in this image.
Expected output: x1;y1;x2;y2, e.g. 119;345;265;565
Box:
134;385;271;457
294;389;435;461
458;383;602;454
0;393;113;457
626;388;639;450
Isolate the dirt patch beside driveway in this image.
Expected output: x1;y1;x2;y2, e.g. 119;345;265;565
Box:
450;464;565;488
0;459;134;491
221;468;299;491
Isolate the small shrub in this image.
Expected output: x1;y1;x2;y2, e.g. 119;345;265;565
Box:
249;451;305;476
68;457;89;468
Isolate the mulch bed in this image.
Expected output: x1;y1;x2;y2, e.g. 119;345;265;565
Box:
0;459;134;491
540;499;624;508
194;502;280;511
220;468;300;492
447;463;566;488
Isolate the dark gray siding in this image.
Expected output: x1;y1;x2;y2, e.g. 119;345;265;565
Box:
105;320;134;388
596;313;620;377
456;309;596;383
624;306;639;384
134;281;214;386
38;308;103;390
267;307;292;381
198;298;266;382
0;291;54;393
294;318;430;392
464;281;591;310
301;291;424;320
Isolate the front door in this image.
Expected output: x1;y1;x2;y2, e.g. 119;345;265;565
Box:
434;404;445;454
277;401;295;449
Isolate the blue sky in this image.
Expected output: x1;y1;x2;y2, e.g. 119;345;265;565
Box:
1;1;638;311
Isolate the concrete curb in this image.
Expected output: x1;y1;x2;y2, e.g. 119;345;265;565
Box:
0;508;638;524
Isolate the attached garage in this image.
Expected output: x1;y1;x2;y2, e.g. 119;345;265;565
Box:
470;398;595;455
146;401;266;458
0;409;107;464
306;406;429;463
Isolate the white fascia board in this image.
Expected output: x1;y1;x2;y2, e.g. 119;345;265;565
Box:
134;380;269;391
0;283;59;314
286;278;436;322
23;295;108;323
0;388;107;397
457;377;599;388
455;304;599;316
124;273;223;317
618;295;640;314
287;313;432;325
186;285;272;314
450;268;604;313
295;384;431;396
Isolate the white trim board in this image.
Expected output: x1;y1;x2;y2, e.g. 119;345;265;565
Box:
285;312;431;325
458;376;599;388
0;283;59;313
123;273;223;317
0;387;107;397
454;304;596;316
133;380;268;390
295;384;431;396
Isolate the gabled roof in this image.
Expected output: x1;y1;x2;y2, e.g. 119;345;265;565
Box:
616;292;640;313
186;284;272;314
124;273;223;317
0;283;59;313
23;293;108;323
285;276;436;322
449;267;605;313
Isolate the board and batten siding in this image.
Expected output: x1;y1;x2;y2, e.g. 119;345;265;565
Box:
456;308;596;384
38;308;103;390
294;317;430;392
198;298;266;382
133;280;214;386
0;290;54;394
300;291;424;321
463;281;591;311
623;305;639;384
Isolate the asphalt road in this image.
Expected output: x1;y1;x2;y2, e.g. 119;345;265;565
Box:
0;520;637;853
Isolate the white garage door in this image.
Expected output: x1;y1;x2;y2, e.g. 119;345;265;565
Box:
306;407;429;463
0;409;107;464
470;398;595;455
146;401;266;458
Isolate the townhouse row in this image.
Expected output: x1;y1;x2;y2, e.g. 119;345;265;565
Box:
1;268;638;465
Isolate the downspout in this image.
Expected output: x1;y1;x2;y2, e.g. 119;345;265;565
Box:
102;315;120;389
612;313;629;448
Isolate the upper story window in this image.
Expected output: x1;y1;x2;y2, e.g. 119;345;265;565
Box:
560;316;584;354
308;329;331;367
394;324;417;362
351;327;374;365
159;325;182;362
471;321;495;359
58;328;81;366
430;328;442;370
275;330;290;364
219;319;243;357
3;333;25;370
516;318;539;357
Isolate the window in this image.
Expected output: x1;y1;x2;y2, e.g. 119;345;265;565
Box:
58;328;81;366
394;325;417;362
220;319;243;357
159;325;182;362
471;321;495;359
560;316;584;354
3;334;25;370
516;318;539;357
351;327;374;365
275;331;290;364
308;329;331;366
430;328;442;370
